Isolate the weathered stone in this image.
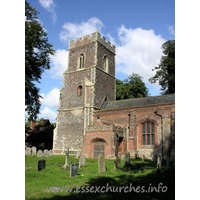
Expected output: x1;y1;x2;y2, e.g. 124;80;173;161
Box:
157;155;162;173
142;155;145;162
44;149;49;157
79;155;86;168
26;147;31;155
124;152;130;166
76;151;81;158
63;148;70;169
48;150;53;157
31;146;37;156
37;150;43;157
98;154;106;173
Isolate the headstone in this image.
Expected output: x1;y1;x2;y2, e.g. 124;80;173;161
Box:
63;148;70;169
76;151;81;158
98;154;106;173
70;163;78;177
114;160;117;170
117;159;121;168
142;155;145;162
157;155;162;173
79;155;86;168
37;150;43;157
31;146;37;156
121;154;125;161
48;150;53;157
25;147;31;155
44;149;49;157
135;153;137;159
37;160;45;171
124;152;130;166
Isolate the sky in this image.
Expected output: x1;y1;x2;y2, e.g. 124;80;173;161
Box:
27;0;175;122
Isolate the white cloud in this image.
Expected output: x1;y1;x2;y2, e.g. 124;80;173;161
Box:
40;106;57;121
168;25;175;35
116;26;166;83
40;87;60;108
50;49;68;79
38;0;57;23
59;17;104;43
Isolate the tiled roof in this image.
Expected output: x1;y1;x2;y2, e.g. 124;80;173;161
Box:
100;94;175;111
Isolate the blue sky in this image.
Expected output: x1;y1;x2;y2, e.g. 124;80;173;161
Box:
27;0;175;122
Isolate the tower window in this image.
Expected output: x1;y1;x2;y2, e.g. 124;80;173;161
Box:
103;55;108;72
78;54;84;69
77;85;82;97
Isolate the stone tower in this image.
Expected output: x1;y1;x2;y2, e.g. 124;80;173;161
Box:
53;31;116;154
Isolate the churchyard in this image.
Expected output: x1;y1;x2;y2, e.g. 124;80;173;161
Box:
25;152;175;200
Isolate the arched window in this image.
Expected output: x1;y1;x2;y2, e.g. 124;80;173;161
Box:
77;85;82;97
142;122;155;145
103;55;108;72
77;54;84;69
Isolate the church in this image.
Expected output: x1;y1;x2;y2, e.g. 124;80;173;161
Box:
53;31;175;161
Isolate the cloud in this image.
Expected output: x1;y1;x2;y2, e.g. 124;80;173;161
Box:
59;17;104;43
168;25;175;35
116;25;166;83
40;87;60;108
50;49;68;79
39;107;57;121
38;0;57;23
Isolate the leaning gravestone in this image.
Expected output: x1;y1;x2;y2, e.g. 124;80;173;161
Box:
63;148;70;169
98;154;106;173
37;160;45;171
26;147;31;155
37;150;43;157
79;155;86;168
31;146;37;156
70;163;78;177
44;149;49;157
48;150;53;157
124;152;130;166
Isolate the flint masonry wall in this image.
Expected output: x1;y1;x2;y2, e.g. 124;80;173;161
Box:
53;31;116;154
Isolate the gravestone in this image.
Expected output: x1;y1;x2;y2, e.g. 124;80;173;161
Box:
76;151;81;158
114;160;117;170
114;159;120;170
117;159;121;168
98;154;106;173
37;160;45;171
31;146;37;156
79;155;86;168
124;152;130;166
26;147;31;155
44;149;49;157
135;153;137;159
142;155;145;162
48;150;53;157
63;148;70;169
121;154;125;161
70;163;78;177
37;150;43;157
157;155;162;173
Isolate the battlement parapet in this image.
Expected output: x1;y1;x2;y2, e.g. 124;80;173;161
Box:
69;31;115;54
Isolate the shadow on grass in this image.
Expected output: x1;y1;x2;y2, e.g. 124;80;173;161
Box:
39;161;175;200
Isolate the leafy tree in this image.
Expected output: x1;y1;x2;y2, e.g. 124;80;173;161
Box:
149;40;175;95
116;73;150;100
25;0;55;120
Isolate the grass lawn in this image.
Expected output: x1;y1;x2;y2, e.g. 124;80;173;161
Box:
25;155;175;200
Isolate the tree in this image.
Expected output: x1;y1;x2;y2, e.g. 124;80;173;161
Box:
149;40;175;95
116;73;150;100
25;0;55;120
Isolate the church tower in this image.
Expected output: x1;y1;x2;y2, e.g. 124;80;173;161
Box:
53;31;116;154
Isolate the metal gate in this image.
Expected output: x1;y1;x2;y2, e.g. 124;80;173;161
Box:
93;140;105;158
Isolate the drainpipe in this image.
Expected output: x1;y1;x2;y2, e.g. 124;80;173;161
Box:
154;110;163;162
